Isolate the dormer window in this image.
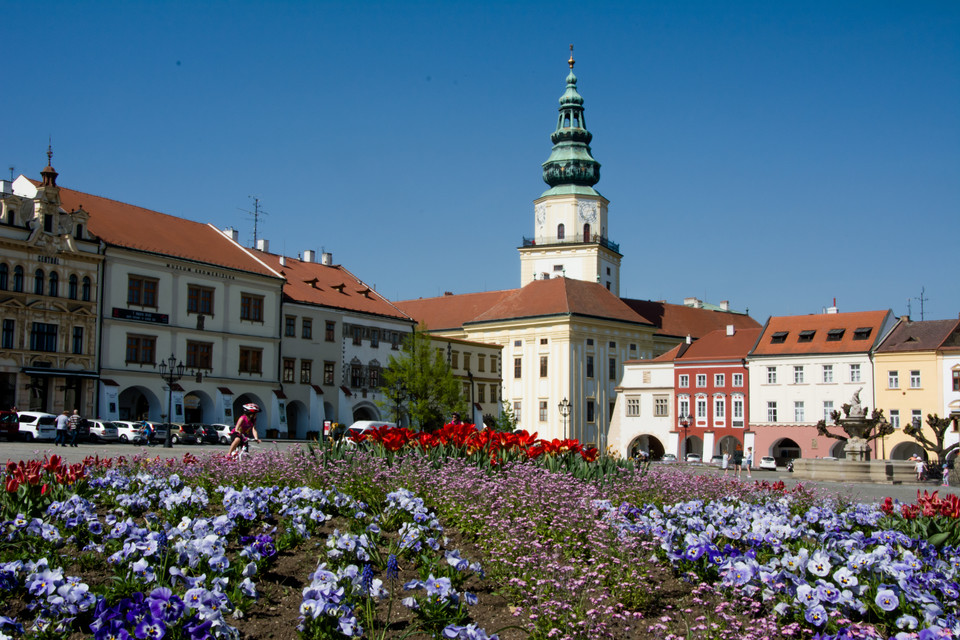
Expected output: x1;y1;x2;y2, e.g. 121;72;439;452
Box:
43;215;53;233
771;331;788;344
827;329;845;341
853;327;872;340
798;330;816;342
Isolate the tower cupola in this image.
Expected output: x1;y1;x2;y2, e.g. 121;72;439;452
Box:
541;46;601;195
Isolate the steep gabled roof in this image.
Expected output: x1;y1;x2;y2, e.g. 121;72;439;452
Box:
395;290;514;332
876;318;960;353
56;186;280;278
675;327;763;362
750;310;893;356
254;252;413;322
469;278;651;326
622;298;761;339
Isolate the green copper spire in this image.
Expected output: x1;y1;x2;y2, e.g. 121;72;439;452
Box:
541;45;601;196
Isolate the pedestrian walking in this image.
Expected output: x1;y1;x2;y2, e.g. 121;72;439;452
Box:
721;451;730;476
943;463;951;487
909;455;925;482
745;447;753;479
67;409;82;447
55;410;69;447
733;449;744;479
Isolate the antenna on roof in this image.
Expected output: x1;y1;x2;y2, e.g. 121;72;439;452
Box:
8;166;13;181
238;196;269;247
914;286;928;321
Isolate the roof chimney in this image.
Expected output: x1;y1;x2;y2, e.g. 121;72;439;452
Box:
901;315;910;323
683;297;702;309
720;300;729;311
303;249;316;263
826;297;838;314
256;238;269;252
278;256;286;267
726;324;735;336
225;227;239;242
685;334;692;344
321;252;333;266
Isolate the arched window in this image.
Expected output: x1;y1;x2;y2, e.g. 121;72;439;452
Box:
13;266;24;292
0;264;7;290
81;276;91;302
68;274;78;300
34;269;45;295
557;223;565;240
583;223;591;242
48;272;59;297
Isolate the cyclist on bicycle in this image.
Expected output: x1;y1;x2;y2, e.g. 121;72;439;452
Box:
228;403;262;458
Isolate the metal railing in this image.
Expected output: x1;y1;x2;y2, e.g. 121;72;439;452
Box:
521;234;619;253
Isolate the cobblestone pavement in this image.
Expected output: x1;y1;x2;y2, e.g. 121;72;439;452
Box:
3;439;956;505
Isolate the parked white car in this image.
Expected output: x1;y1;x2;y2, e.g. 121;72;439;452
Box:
17;411;57;441
759;456;778;470
87;419;120;442
210;423;233;444
113;421;143;443
685;453;702;463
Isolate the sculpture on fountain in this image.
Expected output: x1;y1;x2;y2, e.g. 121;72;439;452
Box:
815;387;894;461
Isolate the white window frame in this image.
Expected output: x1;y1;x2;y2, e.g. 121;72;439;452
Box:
695;395;707;422
767;401;778;422
766;367;777;384
888;370;899;389
713;395;726;422
678;396;690;420
822;364;833;383
850;363;861;383
910;370;921;389
889;409;900;429
732;395;744;427
823;401;834;422
794;401;805;423
793;365;804;384
714;374;725;387
679;374;689;388
732;373;743;387
696;374;707;388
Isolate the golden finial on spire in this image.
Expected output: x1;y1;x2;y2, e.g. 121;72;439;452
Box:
568;44;575;69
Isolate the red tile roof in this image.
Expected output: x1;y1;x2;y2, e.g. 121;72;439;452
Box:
395;290;514;331
675;327;763;361
750;310;893;356
622;299;761;338
255;252;413;321
56;186;281;278
470;278;652;326
876;318;960;353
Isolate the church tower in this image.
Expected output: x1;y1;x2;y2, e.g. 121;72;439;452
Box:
519;47;622;295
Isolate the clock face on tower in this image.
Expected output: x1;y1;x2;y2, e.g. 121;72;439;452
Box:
535;204;546;228
577;201;598;224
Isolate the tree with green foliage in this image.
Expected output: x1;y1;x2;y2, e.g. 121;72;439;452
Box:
483;400;518;433
379;325;466;432
903;413;958;464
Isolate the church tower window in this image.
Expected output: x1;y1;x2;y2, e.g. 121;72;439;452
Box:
557;223;565;240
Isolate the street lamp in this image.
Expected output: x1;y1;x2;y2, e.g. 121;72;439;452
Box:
391;380;407;427
467;370;474;425
558;397;571;439
679;413;690;459
158;354;185;449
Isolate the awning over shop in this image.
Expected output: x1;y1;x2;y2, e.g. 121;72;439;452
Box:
21;367;99;379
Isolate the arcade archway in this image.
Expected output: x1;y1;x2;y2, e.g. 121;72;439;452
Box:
627;435;665;460
771;438;801;465
118;386;161;421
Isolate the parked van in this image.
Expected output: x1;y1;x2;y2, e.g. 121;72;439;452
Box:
17;411;58;441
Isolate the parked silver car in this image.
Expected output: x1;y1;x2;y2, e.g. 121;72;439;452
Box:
88;419;120;442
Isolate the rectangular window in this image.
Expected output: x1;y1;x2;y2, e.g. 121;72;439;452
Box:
654;396;669;417
240;294;264;322
823;401;834;422
911;409;922;428
678;396;690;419
302;318;312;340
540;338;548;345
888;370;899;389
850;364;861;383
477;385;485;403
827;329;845;341
539;401;548;422
771;331;788;344
285;315;297;337
767;401;778;422
696;396;707;419
794;401;805;422
513;401;521;422
368;365;379;388
490;356;497;372
626;398;640;417
325;321;336;342
478;355;485;372
187;285;214;315
766;367;777;384
72;326;83;354
490;384;498;403
351;363;364;387
451;352;459;369
127;275;158;308
794;366;804;384
239;347;263;374
954;370;960;392
714;396;725;420
282;358;296;383
696;374;706;387
714;374;725;387
910;370;921;389
514;357;521;378
1;319;13;349
586;356;594;378
30;322;58;352
391;332;400;350
352;326;362;345
540;355;548;377
125;334;156;364
733;373;743;387
299;359;312;384
823;364;834;383
609;357;616;379
586;400;595;423
370;328;379;348
732;396;744;425
186;340;213;370
679;374;689;388
853;327;872;340
463;353;471;371
798;330;816;342
323;361;335;385
513;339;522;347
890;409;900;429
586;338;594;346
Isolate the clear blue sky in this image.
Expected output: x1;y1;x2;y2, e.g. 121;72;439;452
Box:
6;1;958;324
